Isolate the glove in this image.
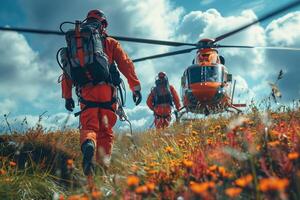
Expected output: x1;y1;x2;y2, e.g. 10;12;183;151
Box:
132;90;142;106
65;98;75;112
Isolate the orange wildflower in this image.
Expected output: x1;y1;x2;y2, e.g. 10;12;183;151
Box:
225;187;242;198
190;181;215;195
183;159;194;169
235;174;253;187
165;146;174;154
67;159;74;169
135;185;148;194
259;177;289;192
165;146;174;153
9;161;16;167
207;138;213;145
267;141;280;147
208;165;218;171
91;189;102;199
288;152;299;160
146;182;155;192
59;194;65;200
127;175;139;187
0;169;6;175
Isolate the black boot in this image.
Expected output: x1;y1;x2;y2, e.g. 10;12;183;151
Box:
81;140;95;176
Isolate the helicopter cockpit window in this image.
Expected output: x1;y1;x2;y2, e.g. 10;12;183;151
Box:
188;65;223;84
205;66;222;82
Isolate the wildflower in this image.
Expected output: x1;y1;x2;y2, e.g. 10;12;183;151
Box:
218;166;232;178
59;194;65;200
207;138;213;145
183;159;193;169
9;161;17;167
288;152;299;160
165;146;174;154
190;181;215;195
135;185;148;195
225;187;242;198
0;169;6;175
208;165;218;171
235;174;253;187
91;189;102;199
259;177;289;192
127;175;139;187
146;182;155;192
67;159;74;169
267;141;280;147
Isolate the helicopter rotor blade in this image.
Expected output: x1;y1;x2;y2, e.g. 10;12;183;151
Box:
217;44;300;51
109;36;197;47
132;47;198;62
0;26;64;36
214;0;300;43
0;26;198;47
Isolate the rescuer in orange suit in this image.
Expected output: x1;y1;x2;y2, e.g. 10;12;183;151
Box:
61;10;142;176
146;72;181;129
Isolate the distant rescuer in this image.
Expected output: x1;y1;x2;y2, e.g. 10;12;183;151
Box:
147;72;181;129
60;10;142;177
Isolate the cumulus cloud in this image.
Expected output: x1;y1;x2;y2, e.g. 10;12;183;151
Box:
264;12;300;101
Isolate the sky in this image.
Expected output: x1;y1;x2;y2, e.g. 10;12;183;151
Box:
0;0;300;132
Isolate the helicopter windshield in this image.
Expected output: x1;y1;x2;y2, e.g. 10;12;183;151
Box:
188;65;223;84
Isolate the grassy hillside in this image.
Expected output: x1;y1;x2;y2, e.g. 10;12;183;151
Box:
0;107;300;199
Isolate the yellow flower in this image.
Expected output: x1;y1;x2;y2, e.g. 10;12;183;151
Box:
165;146;174;154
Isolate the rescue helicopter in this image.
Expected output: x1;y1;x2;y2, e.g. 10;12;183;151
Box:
1;0;300;117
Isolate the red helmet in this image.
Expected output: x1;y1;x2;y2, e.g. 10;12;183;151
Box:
86;9;108;28
158;72;167;80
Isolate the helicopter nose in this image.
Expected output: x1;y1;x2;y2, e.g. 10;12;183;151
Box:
189;82;221;101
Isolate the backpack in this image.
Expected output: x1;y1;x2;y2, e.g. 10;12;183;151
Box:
59;20;110;86
153;79;173;106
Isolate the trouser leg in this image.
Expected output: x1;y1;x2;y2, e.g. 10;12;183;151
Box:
96;109;117;166
79;108;99;175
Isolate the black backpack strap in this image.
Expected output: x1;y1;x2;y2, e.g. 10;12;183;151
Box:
74;97;117;117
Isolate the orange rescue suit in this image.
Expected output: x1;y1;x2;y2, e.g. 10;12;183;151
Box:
146;85;180;129
62;37;140;160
